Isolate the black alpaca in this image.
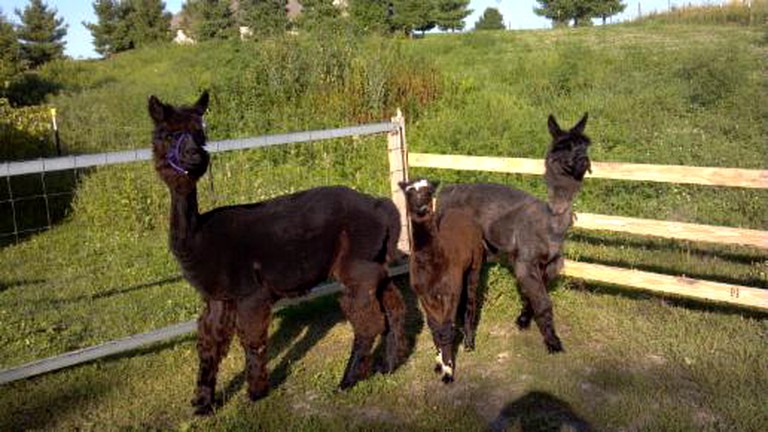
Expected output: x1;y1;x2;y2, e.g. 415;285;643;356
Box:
148;92;407;415
437;114;592;353
399;179;484;383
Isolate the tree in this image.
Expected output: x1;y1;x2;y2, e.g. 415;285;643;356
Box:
474;7;504;30
348;0;390;34
85;0;171;57
128;0;172;47
593;0;625;25
182;0;237;41
0;10;23;84
390;0;436;36
535;0;624;27
296;0;340;32
15;0;68;68
239;0;288;37
534;0;574;27
434;0;470;32
84;1;132;56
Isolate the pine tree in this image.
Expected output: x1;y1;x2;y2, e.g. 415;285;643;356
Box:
535;0;623;27
15;0;68;67
297;0;341;32
0;10;23;84
533;0;573;27
593;0;626;25
348;0;390;34
390;0;436;36
435;0;471;32
239;0;288;37
128;0;172;47
84;0;132;56
182;0;237;41
474;7;504;30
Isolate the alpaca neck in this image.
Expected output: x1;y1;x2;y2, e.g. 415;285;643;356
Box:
169;187;200;252
410;216;439;253
547;183;577;240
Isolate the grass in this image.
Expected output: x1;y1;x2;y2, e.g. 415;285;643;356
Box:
0;18;767;431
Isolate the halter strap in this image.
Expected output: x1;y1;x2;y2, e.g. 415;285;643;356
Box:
167;132;190;175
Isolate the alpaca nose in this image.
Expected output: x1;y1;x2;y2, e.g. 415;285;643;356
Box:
417;205;429;215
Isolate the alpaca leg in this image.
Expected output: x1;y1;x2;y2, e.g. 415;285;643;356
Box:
514;261;563;353
515;294;534;330
337;261;387;390
235;295;272;402
463;262;481;351
429;318;456;384
378;281;407;374
192;299;237;415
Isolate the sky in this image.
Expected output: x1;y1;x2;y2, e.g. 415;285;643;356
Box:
1;0;715;59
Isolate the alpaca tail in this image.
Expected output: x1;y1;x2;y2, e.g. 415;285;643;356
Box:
375;198;404;265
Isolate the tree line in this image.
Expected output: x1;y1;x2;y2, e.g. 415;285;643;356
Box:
1;0;627;100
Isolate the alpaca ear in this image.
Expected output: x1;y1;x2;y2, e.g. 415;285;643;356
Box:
430;180;440;192
194;91;209;115
148;95;168;123
572;112;588;135
398;180;409;192
547;114;563;138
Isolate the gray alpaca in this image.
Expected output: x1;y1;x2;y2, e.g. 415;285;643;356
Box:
437;113;591;353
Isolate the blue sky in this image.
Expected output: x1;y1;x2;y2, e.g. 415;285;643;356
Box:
1;0;714;59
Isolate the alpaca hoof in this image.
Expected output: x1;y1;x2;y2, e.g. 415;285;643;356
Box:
463;339;475;352
190;387;214;415
515;314;532;330
375;357;396;375
248;387;269;402
338;376;358;391
193;404;214;416
441;373;454;384
546;338;564;354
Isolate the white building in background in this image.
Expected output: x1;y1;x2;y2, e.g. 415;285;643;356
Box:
173;28;195;45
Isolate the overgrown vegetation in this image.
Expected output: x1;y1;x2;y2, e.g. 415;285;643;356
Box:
0;17;766;431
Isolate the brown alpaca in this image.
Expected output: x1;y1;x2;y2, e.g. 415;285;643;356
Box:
399;179;484;383
148;92;407;415
438;114;592;354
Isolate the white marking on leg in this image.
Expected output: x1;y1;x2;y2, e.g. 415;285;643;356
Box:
442;364;454;377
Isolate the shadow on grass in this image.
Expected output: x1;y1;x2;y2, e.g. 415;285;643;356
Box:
47;275;184;305
0;278;46;293
489;391;593;432
218;280;426;409
0;374;113;431
569;231;765;266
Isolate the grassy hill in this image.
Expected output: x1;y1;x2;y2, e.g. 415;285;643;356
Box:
1;19;766;431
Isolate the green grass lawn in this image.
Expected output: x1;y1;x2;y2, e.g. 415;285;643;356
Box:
1;20;766;431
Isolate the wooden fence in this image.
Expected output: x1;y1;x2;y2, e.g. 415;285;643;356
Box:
391;136;768;311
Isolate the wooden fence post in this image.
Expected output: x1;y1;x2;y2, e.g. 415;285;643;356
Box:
388;109;410;254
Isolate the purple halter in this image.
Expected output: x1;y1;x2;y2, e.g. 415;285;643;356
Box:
167;132;190;175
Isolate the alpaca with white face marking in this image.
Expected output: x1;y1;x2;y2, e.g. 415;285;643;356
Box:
399;178;485;383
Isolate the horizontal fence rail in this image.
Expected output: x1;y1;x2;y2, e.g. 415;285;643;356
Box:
1;122;398;177
574;213;768;249
407;151;767;311
409;153;768;189
562;260;768;309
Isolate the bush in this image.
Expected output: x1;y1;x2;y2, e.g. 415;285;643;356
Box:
0;98;56;161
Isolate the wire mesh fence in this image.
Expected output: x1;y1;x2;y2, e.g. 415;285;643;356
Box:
0;122;397;246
